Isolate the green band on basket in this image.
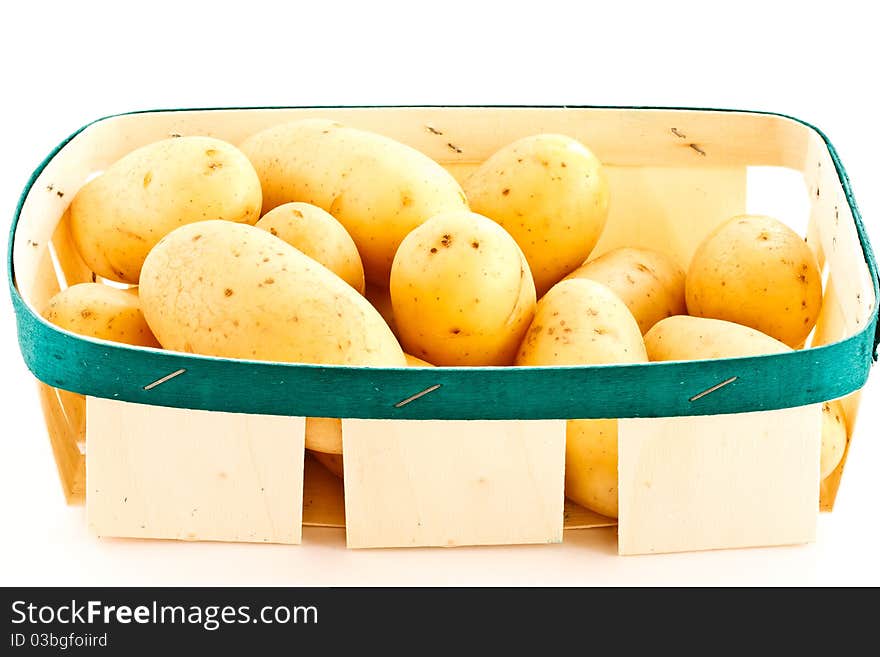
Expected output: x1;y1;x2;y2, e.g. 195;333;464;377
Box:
8;106;880;420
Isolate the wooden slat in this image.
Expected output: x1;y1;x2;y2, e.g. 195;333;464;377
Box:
36;383;85;504
342;419;565;548
618;405;821;555
86;398;305;544
51;208;94;287
29;244;61;313
804;135;875;336
56;389;86;452
593;166;746;268
802;126;874;509
563;500;616;530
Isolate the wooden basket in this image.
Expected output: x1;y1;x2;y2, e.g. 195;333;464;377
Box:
9;106;879;554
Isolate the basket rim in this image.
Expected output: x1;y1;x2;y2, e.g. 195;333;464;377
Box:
7;105;879;420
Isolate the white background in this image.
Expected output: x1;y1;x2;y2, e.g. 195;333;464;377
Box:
1;0;878;585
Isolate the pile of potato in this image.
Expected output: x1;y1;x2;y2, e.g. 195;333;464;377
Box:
42;119;847;518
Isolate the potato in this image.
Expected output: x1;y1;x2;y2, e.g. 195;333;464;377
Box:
463;134;610;296
647;315;844;482
565;247;686;334
71;136;261;284
305;354;433;455
821;400;847;480
256;202;365;294
516;279;647;518
240;119;467;285
305;417;346;455
42;283;160;347
686;214;823;347
515;279;646;366
564;419;619;518
390;210;536;366
645;315;789;361
139;220;406;367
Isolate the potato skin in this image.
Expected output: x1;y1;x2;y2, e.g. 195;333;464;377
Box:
42;283;160;348
821;400;847;480
644;315;789;361
566;247;686;334
240;119;467;285
565;419;619;518
305;417;346;455
71;136;261;283
390;211;536;366
256;202;365;294
516;278;647;518
139;220;406;367
686;214;823;347
515;279;646;366
464;134;610;296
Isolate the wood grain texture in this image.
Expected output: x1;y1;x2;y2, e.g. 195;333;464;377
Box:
342;419;565;548
618;405;821;555
86;398;305;544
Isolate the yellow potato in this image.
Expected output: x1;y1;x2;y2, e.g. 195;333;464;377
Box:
647;315;845;483
463;134;610;296
644;315;789;361
686;214;823;347
71;136;261;283
390;210;536;366
566;247;686;334
240;119;467;285
305;354;433;455
516;278;647;518
564;419;619;518
42;283;160;347
305;417;346;455
515;279;646;366
256;202;365;294
821;400;847;480
139;220;406;367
